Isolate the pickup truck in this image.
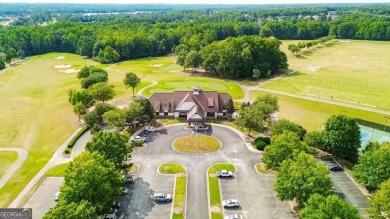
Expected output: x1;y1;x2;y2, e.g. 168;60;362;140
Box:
130;136;147;143
216;170;233;177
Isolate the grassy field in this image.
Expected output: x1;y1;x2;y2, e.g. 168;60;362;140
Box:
159;163;186;219
208;163;236;219
45;163;68;177
0;151;19;178
265;40;390;111
173;136;221;153
250;90;388;131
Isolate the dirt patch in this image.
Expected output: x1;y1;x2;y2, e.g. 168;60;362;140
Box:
164;166;170;170
148;63;164;67
176;172;186;177
54;56;65;60
210;206;221;213
305;65;321;73
209;173;216;177
130;145;145;154
173;205;184;214
127;163;139;174
59;69;79;74
54;64;71;69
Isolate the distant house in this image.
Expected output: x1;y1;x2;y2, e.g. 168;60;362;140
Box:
149;86;232;127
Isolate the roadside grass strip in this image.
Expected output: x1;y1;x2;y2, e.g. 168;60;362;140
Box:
173;136;221;153
207;163;236;219
159;163;187;219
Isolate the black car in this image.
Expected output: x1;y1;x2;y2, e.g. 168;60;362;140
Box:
329;165;344;171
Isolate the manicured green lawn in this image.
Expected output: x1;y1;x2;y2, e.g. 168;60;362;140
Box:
208;163;236;219
0;152;19;179
173;136;221;153
250;90;388;131
45;163;68;176
159;163;186;219
267;40;390;111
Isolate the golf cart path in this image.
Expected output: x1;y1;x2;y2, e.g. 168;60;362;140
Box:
0;148;28;189
137;81;157;97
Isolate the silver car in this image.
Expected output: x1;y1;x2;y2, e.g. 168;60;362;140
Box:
222;199;239;208
153;193;172;202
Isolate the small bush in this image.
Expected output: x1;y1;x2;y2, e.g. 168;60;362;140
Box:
132;141;143;147
64;148;70;154
252;137;271;150
67;126;89;148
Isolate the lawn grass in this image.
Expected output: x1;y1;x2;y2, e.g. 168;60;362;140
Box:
45;163;68;176
159;163;186;219
267;40;390;111
250;90;388;131
0;151;19;178
208;163;236;219
172;136;221;153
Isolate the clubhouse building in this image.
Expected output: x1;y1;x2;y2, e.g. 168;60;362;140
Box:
149;87;232;126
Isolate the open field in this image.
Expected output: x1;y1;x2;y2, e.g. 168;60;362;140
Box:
0;151;18;178
250;90;388;131
266;40;390;111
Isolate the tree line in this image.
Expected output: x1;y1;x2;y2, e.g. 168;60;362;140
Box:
287;35;334;55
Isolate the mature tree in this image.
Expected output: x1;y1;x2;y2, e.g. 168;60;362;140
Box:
184;50;202;72
43;200;97;219
301;194;361;219
76;36;95;58
274;152;332;207
271;119;307;138
252;94;279;120
139;99;155;123
123;72;141;97
68;89;95;108
86;131;131;167
304;131;327;151
103;109;126;130
61;152;123;214
88;82;115;103
323;114;361;162
362;141;381;154
96;46;120;64
0;58;5;70
368;179;390;219
262;131;313;170
73;102;87;122
81;71;109;89
84;104;116;128
225;98;235;118
176;49;189;70
353;142;390;191
236;104;265;134
259;26;274;37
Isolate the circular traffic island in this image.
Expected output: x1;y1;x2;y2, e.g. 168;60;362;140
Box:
172;136;221;153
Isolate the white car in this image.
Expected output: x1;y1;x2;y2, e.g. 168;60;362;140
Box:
224;215;243;219
130;136;147;143
216;170;233;177
145;126;156;132
222;199;239;208
54;192;60;202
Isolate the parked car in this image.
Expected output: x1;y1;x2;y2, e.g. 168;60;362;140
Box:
112;201;121;209
122;187;128;195
130;136;147;143
145;126;156;132
224;215;243;219
153;193;172;202
123;175;133;184
54;192;60;202
329;165;344;172
222;199;239;208
100;214;116;219
217;170;233;177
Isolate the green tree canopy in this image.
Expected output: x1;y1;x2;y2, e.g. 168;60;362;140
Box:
184;50;202;72
353;142;390;191
43;200;97;219
86;131;131;167
368;179;390;219
301;194;361;219
103;109;126;131
96;45;120;64
68;89;95;108
88;82;116;103
61;152;123;214
304;131;326;151
323;114;361;162
225;98;235;118
252;94;279;120
123;72;141;97
236;104;265;134
274;152;332;207
271;119;306;138
262;131;313;170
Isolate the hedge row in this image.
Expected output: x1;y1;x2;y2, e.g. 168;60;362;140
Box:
67;126;89;148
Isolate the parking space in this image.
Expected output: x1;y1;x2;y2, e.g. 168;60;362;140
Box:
220;163;292;219
115;166;175;219
318;157;369;209
24;177;64;219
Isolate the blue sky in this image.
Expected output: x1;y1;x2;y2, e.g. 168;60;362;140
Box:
0;0;389;4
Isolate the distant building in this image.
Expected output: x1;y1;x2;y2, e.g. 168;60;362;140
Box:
149;87;232;127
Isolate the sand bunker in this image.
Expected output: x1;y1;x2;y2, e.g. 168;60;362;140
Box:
54;64;71;69
54;56;65;60
148;63;164;67
210;206;221;213
176;172;186;177
59;69;80;74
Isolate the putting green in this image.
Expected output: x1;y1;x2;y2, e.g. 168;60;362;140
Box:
173;136;221;153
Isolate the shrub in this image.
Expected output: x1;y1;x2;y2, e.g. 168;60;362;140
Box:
64;148;70;154
252;137;271;150
67;126;89;148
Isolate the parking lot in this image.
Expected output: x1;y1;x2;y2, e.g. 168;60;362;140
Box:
220;162;292;219
24;177;64;219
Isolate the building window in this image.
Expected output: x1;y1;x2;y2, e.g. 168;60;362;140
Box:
207;112;215;117
164;112;168;116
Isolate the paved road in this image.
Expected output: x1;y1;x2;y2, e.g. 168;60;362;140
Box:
0;148;28;190
131;124;291;219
